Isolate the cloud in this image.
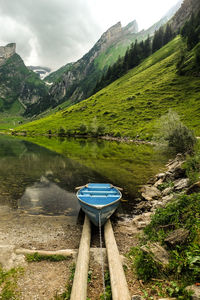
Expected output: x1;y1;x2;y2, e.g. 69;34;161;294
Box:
0;0;181;70
0;0;101;69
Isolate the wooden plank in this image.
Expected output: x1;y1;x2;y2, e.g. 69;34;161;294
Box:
70;215;91;300
104;219;131;300
15;248;77;257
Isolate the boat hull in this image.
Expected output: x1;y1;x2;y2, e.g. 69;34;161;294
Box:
79;200;120;226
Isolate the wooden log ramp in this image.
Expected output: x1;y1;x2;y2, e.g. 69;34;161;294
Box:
16;215;131;299
71;215;131;300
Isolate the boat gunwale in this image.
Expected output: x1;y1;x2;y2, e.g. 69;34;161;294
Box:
76;184;122;209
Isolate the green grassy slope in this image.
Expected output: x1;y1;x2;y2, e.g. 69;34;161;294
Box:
16;36;200;139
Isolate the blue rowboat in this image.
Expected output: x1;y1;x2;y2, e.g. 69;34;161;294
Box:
76;183;122;226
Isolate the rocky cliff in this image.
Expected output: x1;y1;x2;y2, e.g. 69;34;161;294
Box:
47;21;138;106
45;2;182;110
0;47;49;115
170;0;200;32
0;43;16;66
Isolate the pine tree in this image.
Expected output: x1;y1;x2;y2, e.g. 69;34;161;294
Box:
144;35;151;57
163;24;173;45
152;27;164;53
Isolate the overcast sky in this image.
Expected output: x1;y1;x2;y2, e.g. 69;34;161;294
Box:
0;0;182;70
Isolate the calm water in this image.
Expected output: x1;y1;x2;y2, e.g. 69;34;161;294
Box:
0;135;171;219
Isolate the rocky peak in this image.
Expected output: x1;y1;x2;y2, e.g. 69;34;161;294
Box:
170;0;199;32
123;20;138;34
97;22;122;50
0;43;16;65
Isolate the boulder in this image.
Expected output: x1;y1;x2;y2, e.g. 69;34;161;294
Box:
174;178;189;191
161;194;174;205
162;187;173;196
186;181;200;195
186;285;200;300
164;171;175;181
135;201;152;211
132;212;152;229
165;228;189;245
156;173;166;180
141;242;169;267
141;185;161;201
154;178;164;188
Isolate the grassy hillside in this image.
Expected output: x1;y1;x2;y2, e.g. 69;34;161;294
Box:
16;36;200;139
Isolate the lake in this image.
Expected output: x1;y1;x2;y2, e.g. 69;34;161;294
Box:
0;134;171;220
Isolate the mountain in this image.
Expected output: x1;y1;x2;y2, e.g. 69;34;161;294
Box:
0;43;49;116
170;0;199;32
16;34;200;139
43;1;182;109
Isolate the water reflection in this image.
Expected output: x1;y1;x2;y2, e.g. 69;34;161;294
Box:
19;176;79;215
0;135;105;217
0;135;172;217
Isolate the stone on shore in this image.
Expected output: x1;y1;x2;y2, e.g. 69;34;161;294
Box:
141;185;161;201
132;212;152;229
174;178;189;191
165;228;189;245
141;242;169;267
186;285;200;300
186;181;200;195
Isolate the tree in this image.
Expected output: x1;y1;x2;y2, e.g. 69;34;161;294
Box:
144;35;151;57
163;24;173;45
152;27;164;53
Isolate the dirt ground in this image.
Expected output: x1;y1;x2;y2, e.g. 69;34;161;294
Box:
0;205;145;299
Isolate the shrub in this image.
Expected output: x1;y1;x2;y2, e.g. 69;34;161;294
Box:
96;125;105;136
156;110;197;153
167;125;196;153
79;124;87;135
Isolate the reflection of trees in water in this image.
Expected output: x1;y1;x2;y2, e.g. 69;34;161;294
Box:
0;135;172;214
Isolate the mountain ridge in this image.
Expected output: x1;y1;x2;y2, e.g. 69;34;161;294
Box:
43;1;182;111
16;35;200;139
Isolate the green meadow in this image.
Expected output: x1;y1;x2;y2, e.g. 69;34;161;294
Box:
17;36;200;139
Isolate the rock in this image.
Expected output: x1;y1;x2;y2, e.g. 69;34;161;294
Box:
156;173;166;180
186;285;200;300
132;295;143;300
141;185;161;201
135;201;152;211
154;178;164;188
141;242;169;267
164;171;174;181
165;154;186;179
152;201;165;209
132;212;152;229
174;178;189;191
165;228;189;245
162;194;174;205
186;181;200;195
162;187;173;196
